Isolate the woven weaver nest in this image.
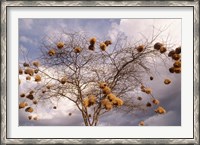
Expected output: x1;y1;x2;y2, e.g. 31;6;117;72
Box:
164;79;171;85
89;37;96;45
144;88;152;94
174;67;181;73
25;107;34;113
146;102;152;107
35;75;41;82
83;98;90;108
32;61;40;67
33;100;38;105
88;45;95;51
60;77;67;84
26;94;34;100
168;50;175;57
25;68;34;76
104;40;112;46
107;93;116;102
137;45;144;52
23;62;30;67
152;99;160;105
169;67;175;73
74;47;82;53
102;86;111;95
28;115;32;120
105;101;113;110
34;69;39;74
19;102;28;109
150;76;153;80
173;61;181;68
175;46;181;54
101;98;110;106
112;97;124;106
20;93;25;98
48;49;56;56
26;76;31;81
154;42;163;50
139;121;144;126
99;82;107;89
172;54;181;61
100;43;107;51
160;46;167;53
57;42;64;49
155;106;166;114
137;96;142;101
19;68;23;75
88;95;97;105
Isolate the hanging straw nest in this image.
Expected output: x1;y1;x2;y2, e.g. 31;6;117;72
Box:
107;93;116;101
33;116;38;120
155;106;166;114
89;37;96;45
139;121;144;126
53;106;57;109
100;43;107;51
145;88;152;94
150;76;153;80
48;49;56;56
74;47;82;53
137;45;144;52
26;94;34;100
35;75;41;82
32;61;40;67
175;46;181;54
173;61;181;68
154;42;163;50
174;67;181;73
104;40;112;46
160;46;167;53
168;50;175;57
20;93;25;98
28;115;32;120
164;79;171;85
88;45;95;51
105;101;113;110
23;62;30;67
114;97;124;106
83;98;90;108
101;99;110;106
137;96;142;101
19;68;23;75
146;102;152;107
26;76;31;81
33;100;38;105
25;107;34;113
99;82;107;89
172;54;181;61
102;86;111;94
152;99;160;105
57;42;64;49
34;69;39;74
19;102;28;109
169;67;175;73
60;77;67;84
25;68;34;76
88;95;97;105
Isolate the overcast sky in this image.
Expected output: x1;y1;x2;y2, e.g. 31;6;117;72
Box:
19;18;181;126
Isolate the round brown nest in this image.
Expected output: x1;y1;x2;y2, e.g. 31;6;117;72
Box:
25;68;34;76
30;90;34;94
140;85;145;90
105;101;113;110
172;54;181;61
23;62;30;67
69;113;72;116
155;106;166;114
99;82;107;89
137;45;144;52
25;107;34;113
48;49;56;56
83;98;90;108
20;93;25;97
100;43;107;51
145;88;152;94
139;121;144;126
19;68;23;75
107;93;116;101
19;102;27;109
150;76;153;80
89;37;96;45
174;67;181;73
57;42;64;49
88;45;95;51
152;99;159;105
169;67;175;73
89;95;97;105
60;77;67;84
154;42;163;50
34;69;39;74
104;40;112;46
102;86;111;94
26;94;34;100
173;61;181;68
115;97;124;106
53;106;57;109
164;79;171;85
35;75;41;82
46;85;51;89
175;46;181;54
146;102;152;107
137;96;142;101
33;100;38;105
160;46;167;53
26;76;31;81
168;50;175;57
28;115;32;120
88;114;92;117
32;61;40;67
101;99;110;106
74;47;82;53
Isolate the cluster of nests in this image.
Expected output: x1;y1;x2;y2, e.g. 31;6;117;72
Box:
168;47;181;74
21;90;35;101
19;102;34;113
28;115;38;121
140;85;152;94
88;37;112;51
48;42;82;56
154;42;167;53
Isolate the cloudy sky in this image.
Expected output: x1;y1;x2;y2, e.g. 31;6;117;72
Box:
19;18;181;126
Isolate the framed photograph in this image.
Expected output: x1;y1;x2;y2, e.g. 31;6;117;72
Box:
1;0;199;144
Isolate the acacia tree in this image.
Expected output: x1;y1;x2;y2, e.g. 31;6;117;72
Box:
19;29;181;126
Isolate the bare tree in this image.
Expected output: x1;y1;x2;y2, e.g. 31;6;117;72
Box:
19;29;181;126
